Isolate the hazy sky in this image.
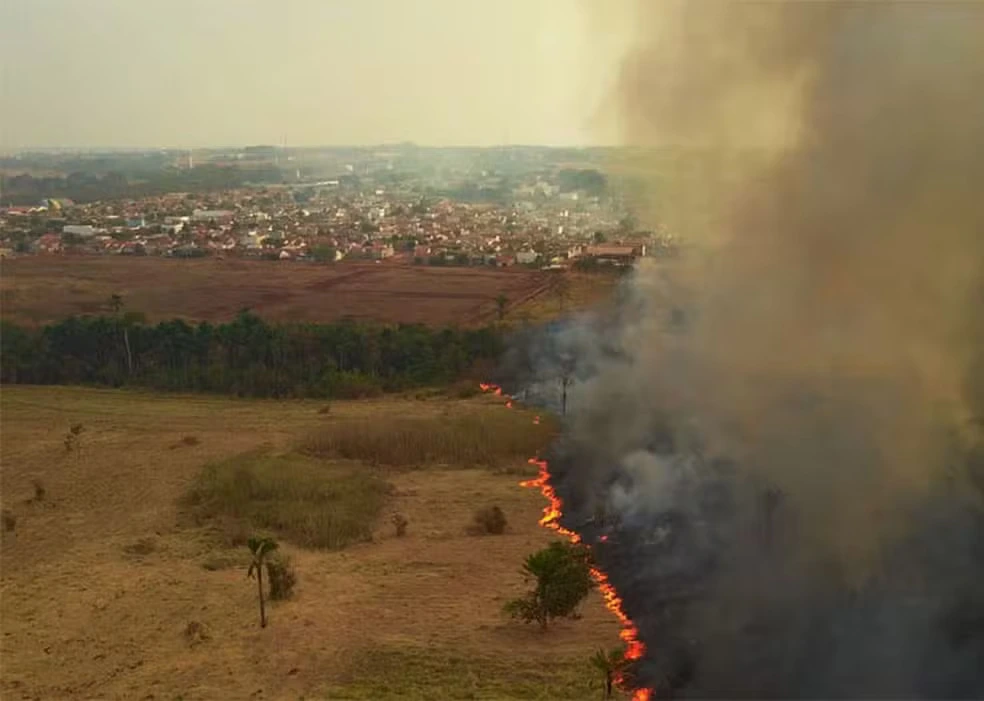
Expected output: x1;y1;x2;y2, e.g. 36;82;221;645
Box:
0;0;629;149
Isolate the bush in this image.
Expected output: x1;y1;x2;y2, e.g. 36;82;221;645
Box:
266;554;297;600
30;479;46;502
123;536;157;556
504;541;594;629
469;505;507;535
185;451;391;549
2;510;16;533
300;412;555;468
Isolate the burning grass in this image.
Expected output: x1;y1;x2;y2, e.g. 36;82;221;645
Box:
184;450;390;549
300;411;556;468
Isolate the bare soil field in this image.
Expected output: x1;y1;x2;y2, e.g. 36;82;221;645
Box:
0;387;622;700
0;256;553;326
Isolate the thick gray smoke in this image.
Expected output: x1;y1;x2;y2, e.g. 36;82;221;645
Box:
502;2;984;697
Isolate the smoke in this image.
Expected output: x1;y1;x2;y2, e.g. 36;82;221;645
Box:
506;1;984;697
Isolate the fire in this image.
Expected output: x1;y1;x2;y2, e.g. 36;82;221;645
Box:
478;382;651;698
479;382;503;396
522;456;652;700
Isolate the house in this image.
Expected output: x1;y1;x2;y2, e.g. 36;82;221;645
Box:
38;233;63;253
62;224;98;237
516;250;539;265
583;244;645;266
191;209;234;223
368;243;394;260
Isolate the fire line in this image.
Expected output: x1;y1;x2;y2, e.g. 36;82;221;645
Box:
480;383;652;701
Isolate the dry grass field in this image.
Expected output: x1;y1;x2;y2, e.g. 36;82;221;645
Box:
0;386;622;700
0;257;554;326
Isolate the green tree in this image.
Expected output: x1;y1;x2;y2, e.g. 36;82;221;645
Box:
312;244;337;263
495;294;508;321
504;541;594;629
591;647;627;699
246;536;278;628
593;231;607;244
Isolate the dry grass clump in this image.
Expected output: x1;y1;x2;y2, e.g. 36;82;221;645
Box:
300;411;555;468
2;509;16;533
391;513;409;537
468;505;507;535
30;478;46;502
185;451;390;549
266;554;297;600
184;620;211;646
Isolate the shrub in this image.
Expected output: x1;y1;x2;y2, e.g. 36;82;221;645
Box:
30;479;46;502
2;510;16;533
184;620;211;646
468;505;507;535
185;451;390;549
181;435;201;446
504;541;594;629
266;554;297;600
392;513;409;537
123;536;157;556
300;411;555;468
317;404;332;415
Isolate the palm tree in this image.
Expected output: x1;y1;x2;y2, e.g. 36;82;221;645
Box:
590;647;627;699
246;536;278;627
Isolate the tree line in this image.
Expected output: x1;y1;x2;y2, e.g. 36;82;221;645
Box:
0;311;503;398
0;165;284;205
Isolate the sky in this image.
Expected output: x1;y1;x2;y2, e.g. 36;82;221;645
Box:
0;0;630;149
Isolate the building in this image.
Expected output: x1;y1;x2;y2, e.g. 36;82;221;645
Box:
191;209;234;223
516;250;539;265
583;244;645;266
62;224;98;237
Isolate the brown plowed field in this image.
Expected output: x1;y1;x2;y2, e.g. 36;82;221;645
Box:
1;256;552;326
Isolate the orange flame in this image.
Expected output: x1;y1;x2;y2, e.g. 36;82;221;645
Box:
480;383;651;698
522;457;652;700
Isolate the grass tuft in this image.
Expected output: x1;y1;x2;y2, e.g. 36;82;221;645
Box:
185;451;390;549
300;411;555;468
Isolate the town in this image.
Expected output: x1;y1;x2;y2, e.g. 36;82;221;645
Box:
1;146;673;268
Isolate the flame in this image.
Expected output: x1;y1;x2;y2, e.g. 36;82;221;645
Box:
522;457;652;701
480;382;651;698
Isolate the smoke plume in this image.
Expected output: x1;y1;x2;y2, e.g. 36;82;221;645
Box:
507;2;984;697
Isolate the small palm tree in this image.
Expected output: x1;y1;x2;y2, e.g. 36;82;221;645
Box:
246;536;278;628
590;647;627;699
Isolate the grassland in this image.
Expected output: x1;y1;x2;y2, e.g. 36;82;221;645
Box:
0;256;552;326
0;386;622;699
